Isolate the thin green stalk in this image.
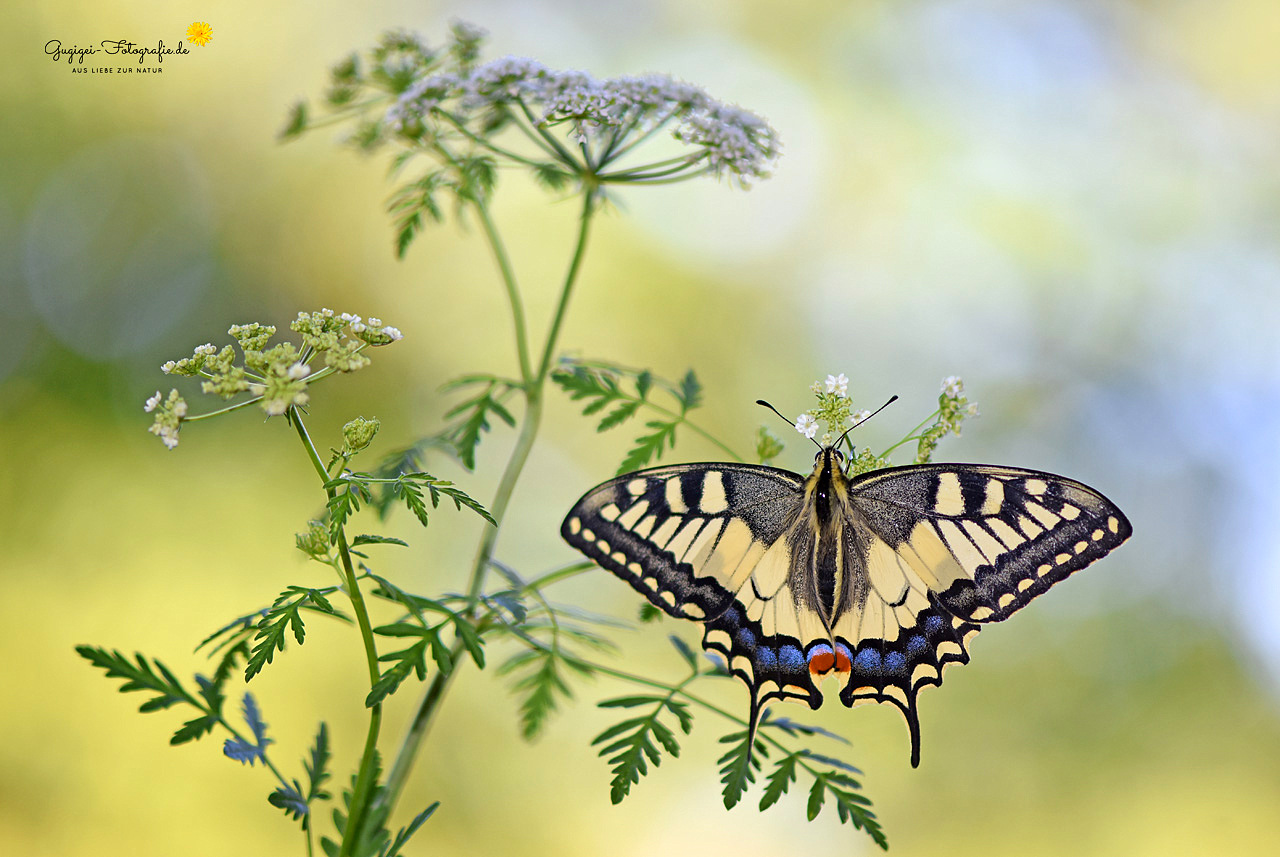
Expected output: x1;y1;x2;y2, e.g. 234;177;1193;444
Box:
597;151;702;181
472;198;534;385
611;169;714;186
610;395;743;462
536;189;596;382
515;97;580;168
291;411;384;857
599;107;681;163
877;409;940;459
435;109;551;168
376;184;598;819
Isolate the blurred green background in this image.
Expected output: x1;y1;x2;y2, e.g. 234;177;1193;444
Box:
4;1;1279;854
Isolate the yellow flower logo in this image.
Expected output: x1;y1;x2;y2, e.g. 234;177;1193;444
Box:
186;22;213;47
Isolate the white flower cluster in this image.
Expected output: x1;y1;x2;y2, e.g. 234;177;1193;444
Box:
796;372;856;442
386;53;780;183
145;389;188;449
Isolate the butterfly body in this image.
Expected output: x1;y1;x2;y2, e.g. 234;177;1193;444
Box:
562;448;1131;766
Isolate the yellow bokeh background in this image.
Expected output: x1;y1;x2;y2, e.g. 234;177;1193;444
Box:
3;1;1279;855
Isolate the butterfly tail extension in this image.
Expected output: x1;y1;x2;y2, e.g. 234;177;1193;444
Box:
906;702;922;768
834;594;980;767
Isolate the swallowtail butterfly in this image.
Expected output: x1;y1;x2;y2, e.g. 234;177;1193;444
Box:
562;446;1130;766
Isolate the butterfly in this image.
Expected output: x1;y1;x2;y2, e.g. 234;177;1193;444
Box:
561;443;1131;767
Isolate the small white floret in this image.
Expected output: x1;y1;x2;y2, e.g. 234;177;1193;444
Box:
795;413;818;439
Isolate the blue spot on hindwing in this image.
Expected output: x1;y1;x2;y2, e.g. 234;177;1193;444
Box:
755;646;778;672
778;644;805;674
853;647;883;674
885;651;907;675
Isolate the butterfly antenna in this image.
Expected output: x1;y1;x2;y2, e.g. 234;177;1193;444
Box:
756;399;821;450
832;394;899;451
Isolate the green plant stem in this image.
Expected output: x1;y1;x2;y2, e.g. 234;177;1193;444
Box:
598;109;678;164
290;411;384;857
473;198;534;385
536;188;596;382
377;186;598;819
877;408;941;458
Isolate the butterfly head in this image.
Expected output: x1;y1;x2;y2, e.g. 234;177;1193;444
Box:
808;445;853;524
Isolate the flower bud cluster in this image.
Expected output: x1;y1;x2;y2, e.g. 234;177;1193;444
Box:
915;376;981;464
144;309;402;449
795;373;854;445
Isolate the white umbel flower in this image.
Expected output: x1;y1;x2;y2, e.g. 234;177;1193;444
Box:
795;413;818;439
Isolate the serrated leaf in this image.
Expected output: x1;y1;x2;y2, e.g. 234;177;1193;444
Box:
504;647;572;740
592;693;690;804
617;420;678;475
638;603;662;623
487;590;528;624
668;635;699;672
351;534;409;547
306;723;332;805
445;385;516;470
532;161;570;191
279;101;308;139
759;751;800;811
755;425;784;464
171;713;219;746
449;614;485;668
717;728;765;809
224;734;265;765
597;400;641;432
798;750;862;775
246;595;305;681
806;774;826;820
367;639;428;707
241;692;271;747
76;646;197;714
383;802;440;857
677;369;702;412
764;716;850;745
269;782;309;821
634;370;652;399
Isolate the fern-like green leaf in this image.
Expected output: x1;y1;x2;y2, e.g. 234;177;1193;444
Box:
498;648;572;740
617;420;678;474
759;751;800;810
591;694;693;804
717;727;766;810
245;587;344;682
